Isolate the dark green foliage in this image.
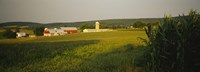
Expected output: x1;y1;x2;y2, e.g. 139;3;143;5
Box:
79;24;95;32
100;24;109;29
0;32;4;39
34;27;44;36
149;21;160;30
150;21;159;26
145;10;200;72
133;21;146;28
2;28;16;38
0;18;161;29
15;27;20;32
0;22;43;29
79;24;95;31
79;24;88;32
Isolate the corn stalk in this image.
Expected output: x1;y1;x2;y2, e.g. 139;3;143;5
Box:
145;10;200;72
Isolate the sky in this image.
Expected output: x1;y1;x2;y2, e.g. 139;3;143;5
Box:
0;0;200;23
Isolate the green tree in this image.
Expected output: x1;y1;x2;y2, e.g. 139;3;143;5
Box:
2;28;16;38
79;24;88;32
16;27;20;32
34;27;45;36
87;24;95;29
101;24;109;29
133;21;146;28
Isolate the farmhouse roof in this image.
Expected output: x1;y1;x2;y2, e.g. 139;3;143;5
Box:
60;27;77;30
16;32;26;35
48;29;56;33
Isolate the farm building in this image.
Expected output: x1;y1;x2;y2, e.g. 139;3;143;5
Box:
83;22;112;32
83;29;112;32
16;32;28;38
60;27;78;34
43;27;78;36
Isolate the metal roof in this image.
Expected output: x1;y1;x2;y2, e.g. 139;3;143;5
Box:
60;27;77;30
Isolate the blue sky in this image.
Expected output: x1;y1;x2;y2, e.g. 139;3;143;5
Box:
0;0;200;23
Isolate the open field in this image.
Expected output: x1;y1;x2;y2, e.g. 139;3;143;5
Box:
0;31;147;72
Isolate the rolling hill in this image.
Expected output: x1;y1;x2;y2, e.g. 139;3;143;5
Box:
0;18;162;28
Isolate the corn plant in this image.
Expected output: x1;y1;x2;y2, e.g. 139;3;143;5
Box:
145;10;200;72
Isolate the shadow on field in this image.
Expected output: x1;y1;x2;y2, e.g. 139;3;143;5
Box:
75;44;147;72
0;40;99;70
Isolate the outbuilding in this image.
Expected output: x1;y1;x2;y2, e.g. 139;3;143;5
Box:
16;32;28;38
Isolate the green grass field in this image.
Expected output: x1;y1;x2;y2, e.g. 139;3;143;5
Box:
0;31;147;72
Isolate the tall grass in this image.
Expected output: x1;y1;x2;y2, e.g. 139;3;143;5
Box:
145;10;200;72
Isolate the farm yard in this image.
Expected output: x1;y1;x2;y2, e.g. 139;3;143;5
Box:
0;9;199;72
0;31;148;72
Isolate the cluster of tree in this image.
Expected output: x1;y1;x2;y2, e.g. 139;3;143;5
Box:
2;28;17;38
1;27;45;39
113;25;127;29
79;24;95;32
1;27;29;38
78;21;160;31
132;21;147;28
131;21;160;29
33;27;45;36
79;24;129;31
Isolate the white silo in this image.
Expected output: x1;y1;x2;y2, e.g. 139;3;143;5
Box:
95;21;100;29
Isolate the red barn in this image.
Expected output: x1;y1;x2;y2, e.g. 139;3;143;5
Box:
60;27;78;34
43;27;78;36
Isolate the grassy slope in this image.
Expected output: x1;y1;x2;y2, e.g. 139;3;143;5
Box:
0;31;147;72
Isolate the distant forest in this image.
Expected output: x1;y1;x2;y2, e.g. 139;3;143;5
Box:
0;18;162;29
